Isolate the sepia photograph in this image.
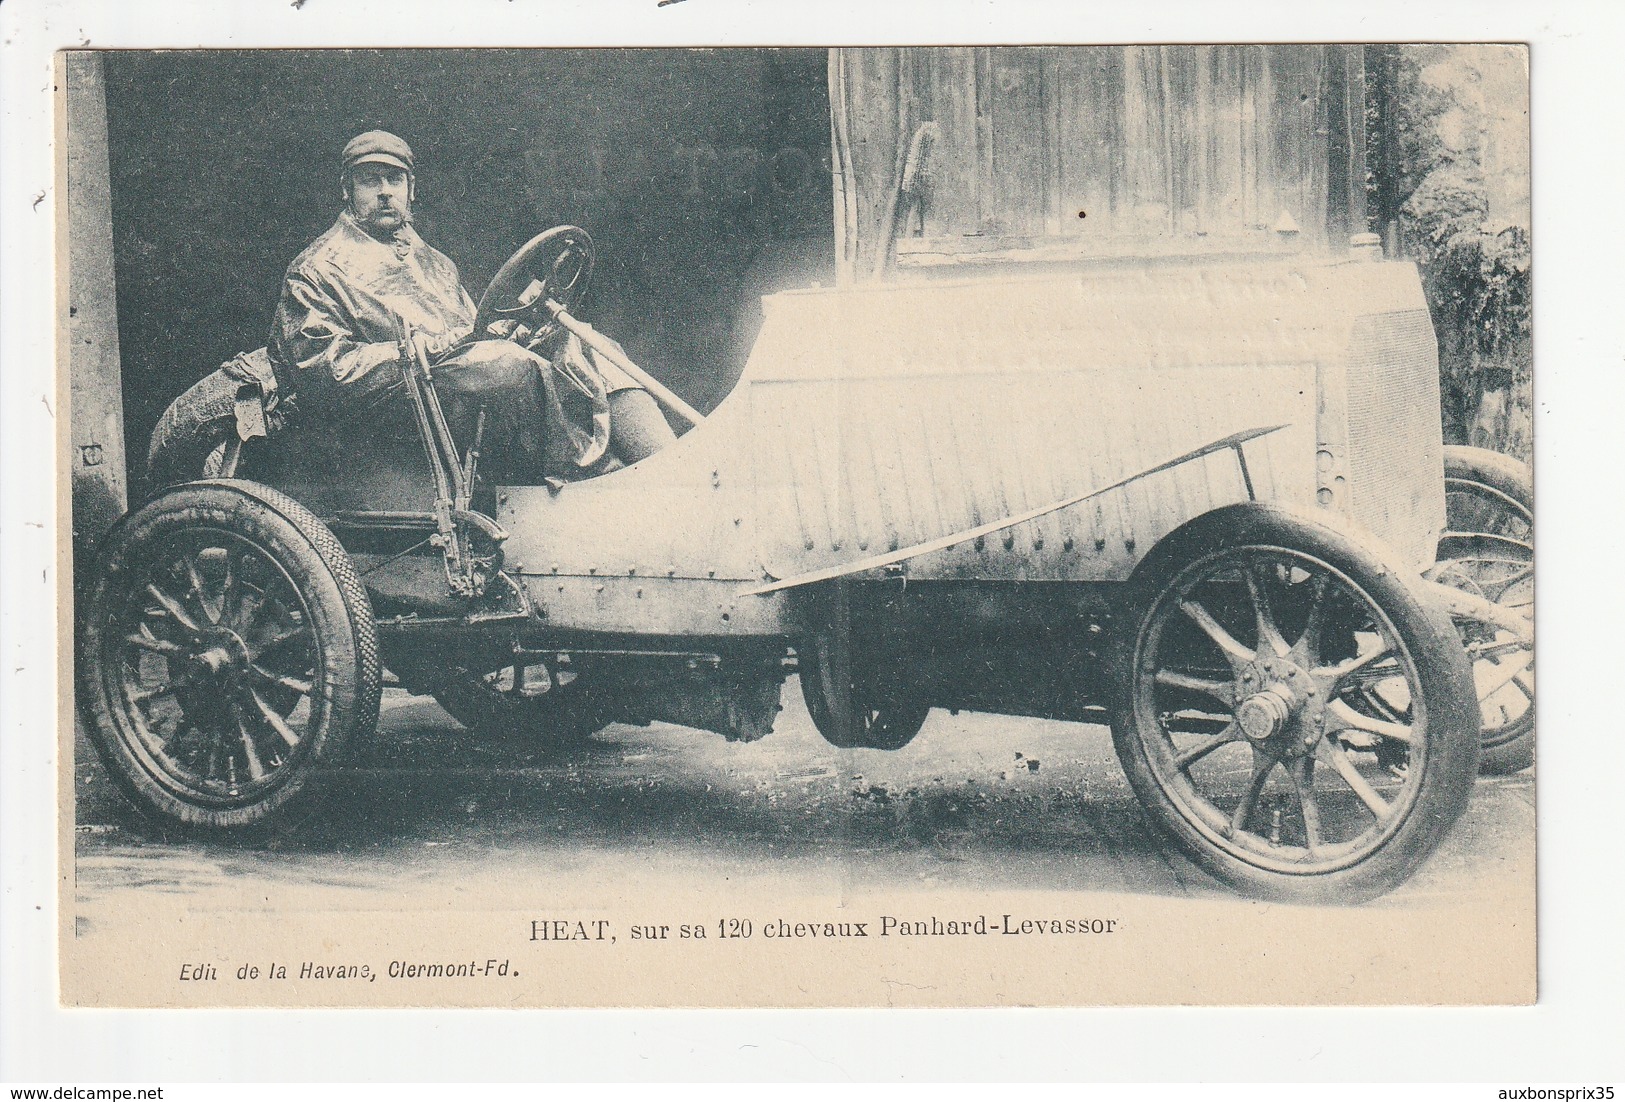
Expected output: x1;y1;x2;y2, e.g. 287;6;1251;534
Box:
57;42;1535;1009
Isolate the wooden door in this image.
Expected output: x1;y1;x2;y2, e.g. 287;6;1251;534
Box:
830;45;1367;281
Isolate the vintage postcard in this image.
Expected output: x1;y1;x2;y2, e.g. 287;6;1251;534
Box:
59;44;1534;1008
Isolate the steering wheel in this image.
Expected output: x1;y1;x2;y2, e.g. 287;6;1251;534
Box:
473;226;595;345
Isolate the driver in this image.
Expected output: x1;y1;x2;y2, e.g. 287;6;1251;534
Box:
269;129;675;479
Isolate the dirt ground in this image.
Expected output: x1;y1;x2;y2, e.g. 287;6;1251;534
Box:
72;677;1535;901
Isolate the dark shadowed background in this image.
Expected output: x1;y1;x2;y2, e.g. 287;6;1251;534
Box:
102;48;835;495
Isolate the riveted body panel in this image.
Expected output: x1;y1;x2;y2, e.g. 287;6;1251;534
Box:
491;256;1440;637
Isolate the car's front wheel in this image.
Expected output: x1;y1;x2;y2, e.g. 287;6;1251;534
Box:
1109;503;1480;904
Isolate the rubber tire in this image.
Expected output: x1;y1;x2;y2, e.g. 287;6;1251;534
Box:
1444;445;1533;522
147;369;238;489
1442;445;1535;774
797;584;931;751
76;479;381;834
1109;503;1481;905
431;667;609;745
799;659;931;751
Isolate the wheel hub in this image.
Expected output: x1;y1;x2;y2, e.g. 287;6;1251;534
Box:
183;628;250;684
1234;656;1324;756
1236;689;1292;742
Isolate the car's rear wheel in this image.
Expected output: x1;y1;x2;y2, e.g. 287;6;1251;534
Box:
1109;504;1480;904
76;480;381;833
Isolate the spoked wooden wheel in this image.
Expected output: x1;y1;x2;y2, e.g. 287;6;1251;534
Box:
76;481;379;832
1110;504;1479;904
1436;445;1534;774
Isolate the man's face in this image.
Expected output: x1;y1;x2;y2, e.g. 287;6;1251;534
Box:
346;163;412;235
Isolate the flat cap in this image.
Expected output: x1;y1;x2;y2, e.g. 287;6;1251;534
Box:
341;130;414;174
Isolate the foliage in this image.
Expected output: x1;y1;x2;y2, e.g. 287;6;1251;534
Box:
1406;181;1532;449
1367;46;1532;461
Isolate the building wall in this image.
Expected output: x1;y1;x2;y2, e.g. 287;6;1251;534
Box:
65;52;128;556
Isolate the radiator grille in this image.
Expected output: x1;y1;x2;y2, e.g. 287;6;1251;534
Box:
1344;310;1445;570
